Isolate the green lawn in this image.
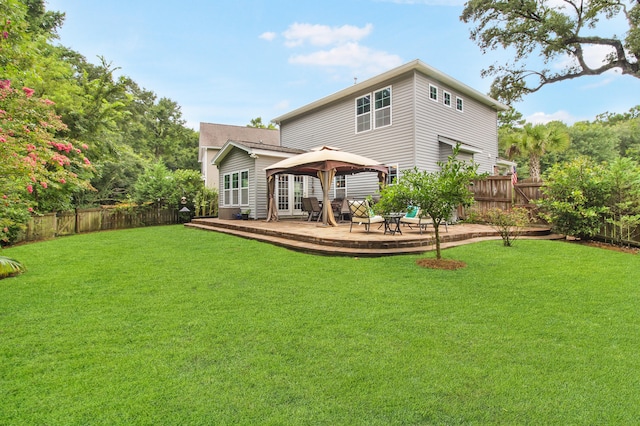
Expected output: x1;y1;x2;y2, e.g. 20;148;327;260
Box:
1;225;639;425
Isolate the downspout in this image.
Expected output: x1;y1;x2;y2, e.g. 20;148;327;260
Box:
412;70;417;167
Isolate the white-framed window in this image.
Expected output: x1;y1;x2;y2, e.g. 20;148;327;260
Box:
374;87;392;128
456;97;463;112
223;170;249;206
386;164;399;185
356;94;371;133
334;175;347;199
443;91;452;107
429;84;438;102
356;86;392;133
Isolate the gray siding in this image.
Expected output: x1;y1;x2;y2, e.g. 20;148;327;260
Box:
279;68;500;199
280;73;417;199
219;150;313;219
253;157;271;219
415;72;498;174
217;149;255;217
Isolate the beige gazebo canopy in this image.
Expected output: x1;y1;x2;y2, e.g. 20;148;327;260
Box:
265;146;388;226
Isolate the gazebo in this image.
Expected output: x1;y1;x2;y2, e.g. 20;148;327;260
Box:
265;146;389;226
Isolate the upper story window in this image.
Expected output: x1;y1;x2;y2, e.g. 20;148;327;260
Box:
456;97;464;112
443;91;452;107
356;86;392;133
429;84;438;102
374;87;391;128
356;95;371;133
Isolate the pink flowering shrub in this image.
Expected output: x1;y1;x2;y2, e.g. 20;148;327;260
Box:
0;80;95;245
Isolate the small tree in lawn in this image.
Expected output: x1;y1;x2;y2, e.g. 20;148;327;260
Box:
377;145;481;260
482;207;530;247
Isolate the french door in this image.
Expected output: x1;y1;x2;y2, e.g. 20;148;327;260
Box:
276;175;305;215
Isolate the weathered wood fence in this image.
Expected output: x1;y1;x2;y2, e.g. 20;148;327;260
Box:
598;220;640;247
458;176;543;218
17;207;179;243
460;175;640;246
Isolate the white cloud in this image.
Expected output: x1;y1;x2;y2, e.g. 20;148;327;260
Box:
283;23;373;48
289;42;403;75
526;110;577;125
554;44;619;70
273;100;290;110
543;0;569;9
580;70;620;90
259;31;277;42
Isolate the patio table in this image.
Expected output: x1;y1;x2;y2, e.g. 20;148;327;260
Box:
383;213;404;235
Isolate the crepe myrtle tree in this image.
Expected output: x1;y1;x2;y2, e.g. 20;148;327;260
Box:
376;145;482;259
0;79;94;246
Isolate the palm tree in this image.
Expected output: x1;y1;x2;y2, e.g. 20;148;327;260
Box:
503;122;570;181
0;255;25;279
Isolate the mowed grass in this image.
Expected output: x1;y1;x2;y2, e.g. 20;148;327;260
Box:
1;225;639;425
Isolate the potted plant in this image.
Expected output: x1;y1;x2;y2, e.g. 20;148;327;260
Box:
241;209;251;220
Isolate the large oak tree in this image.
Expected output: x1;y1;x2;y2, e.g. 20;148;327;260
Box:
461;0;640;104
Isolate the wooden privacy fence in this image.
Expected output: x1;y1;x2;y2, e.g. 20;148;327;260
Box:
18;207;179;243
458;176;543;218
460;176;640;246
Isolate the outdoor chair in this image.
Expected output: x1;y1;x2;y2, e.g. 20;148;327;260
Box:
400;206;448;234
331;198;351;223
348;199;384;233
302;197;322;222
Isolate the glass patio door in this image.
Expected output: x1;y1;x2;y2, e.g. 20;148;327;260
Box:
276;175;305;215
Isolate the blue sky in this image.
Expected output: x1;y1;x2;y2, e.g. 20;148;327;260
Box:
47;0;639;130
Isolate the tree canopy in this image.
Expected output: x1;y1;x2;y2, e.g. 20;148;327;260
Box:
461;0;640;104
247;117;277;129
0;0;205;244
502;121;570;181
376;145;481;259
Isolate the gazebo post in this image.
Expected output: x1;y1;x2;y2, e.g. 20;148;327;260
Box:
318;170;337;226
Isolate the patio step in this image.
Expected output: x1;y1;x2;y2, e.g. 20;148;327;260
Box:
185;219;556;257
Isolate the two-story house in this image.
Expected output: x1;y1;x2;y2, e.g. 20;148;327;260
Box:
213;59;508;220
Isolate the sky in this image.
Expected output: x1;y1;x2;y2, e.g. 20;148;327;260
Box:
46;0;640;130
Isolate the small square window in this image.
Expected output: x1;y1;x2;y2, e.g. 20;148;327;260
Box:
444;92;451;107
429;85;438;101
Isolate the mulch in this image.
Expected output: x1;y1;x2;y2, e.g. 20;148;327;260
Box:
415;239;637;271
576;240;638;255
416;258;467;270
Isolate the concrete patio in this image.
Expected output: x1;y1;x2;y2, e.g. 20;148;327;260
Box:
186;217;556;257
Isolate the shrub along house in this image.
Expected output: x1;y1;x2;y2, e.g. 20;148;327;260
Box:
213;59;509;220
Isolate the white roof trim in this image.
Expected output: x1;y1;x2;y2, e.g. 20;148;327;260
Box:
438;135;483;154
198;145;221;163
212;141;302;166
496;158;517;167
272;59;508;124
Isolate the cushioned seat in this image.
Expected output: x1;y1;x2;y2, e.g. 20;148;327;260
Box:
348;199;384;233
400;206;448;234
